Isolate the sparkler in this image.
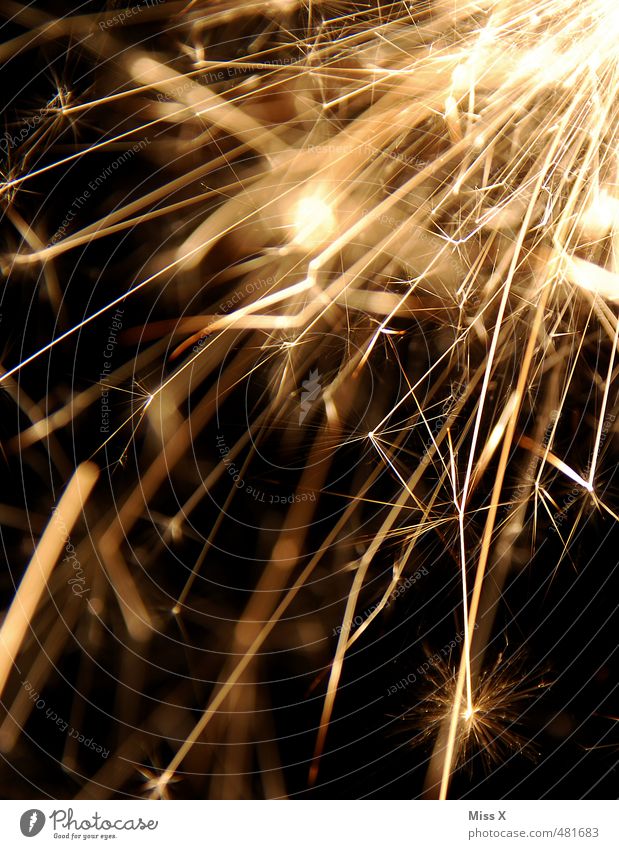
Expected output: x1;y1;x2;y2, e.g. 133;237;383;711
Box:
0;0;618;800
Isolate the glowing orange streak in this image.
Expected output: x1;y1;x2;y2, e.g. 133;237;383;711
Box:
0;463;98;699
439;284;549;797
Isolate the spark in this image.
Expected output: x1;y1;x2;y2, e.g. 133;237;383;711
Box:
291;190;337;248
408;655;544;770
2;0;619;803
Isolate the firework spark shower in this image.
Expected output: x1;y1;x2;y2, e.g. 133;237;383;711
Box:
0;0;618;814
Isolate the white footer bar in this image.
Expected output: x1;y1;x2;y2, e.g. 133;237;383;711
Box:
1;800;617;848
